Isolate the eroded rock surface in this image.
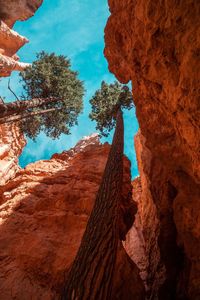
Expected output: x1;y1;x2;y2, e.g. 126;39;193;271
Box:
124;174;165;299
0;0;42;77
0;0;43;27
0;135;144;299
105;1;200;299
0;20;30;77
0;123;26;186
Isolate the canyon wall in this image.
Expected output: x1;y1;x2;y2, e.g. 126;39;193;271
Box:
0;134;144;299
0;0;43;77
105;1;200;299
0;20;29;77
0;1;42;183
0;123;26;186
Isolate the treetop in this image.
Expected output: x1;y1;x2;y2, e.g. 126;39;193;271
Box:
89;81;133;137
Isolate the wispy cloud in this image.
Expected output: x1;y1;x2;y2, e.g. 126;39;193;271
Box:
14;0;109;59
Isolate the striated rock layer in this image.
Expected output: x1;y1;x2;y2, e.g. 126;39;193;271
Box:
0;20;30;77
0;134;144;299
0;1;43;77
0;0;43;27
0;20;29;77
105;1;200;299
0;123;26;186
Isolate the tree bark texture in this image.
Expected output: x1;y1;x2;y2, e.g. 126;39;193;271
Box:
61;109;124;300
0;97;59;118
0;107;60;124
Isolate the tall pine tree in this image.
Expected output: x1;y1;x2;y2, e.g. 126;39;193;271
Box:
61;81;134;299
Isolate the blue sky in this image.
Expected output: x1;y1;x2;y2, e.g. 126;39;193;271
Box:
0;0;139;178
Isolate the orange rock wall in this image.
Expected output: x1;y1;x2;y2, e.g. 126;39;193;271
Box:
0;0;43;77
0;123;26;186
0;0;43;27
124;132;168;299
105;1;200;299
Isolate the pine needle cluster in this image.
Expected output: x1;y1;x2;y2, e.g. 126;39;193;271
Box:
89;81;133;137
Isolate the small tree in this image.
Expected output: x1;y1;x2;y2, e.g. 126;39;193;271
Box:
89;81;133;137
0;51;84;140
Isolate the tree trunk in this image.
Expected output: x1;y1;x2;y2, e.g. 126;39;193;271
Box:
61;109;124;300
0;107;60;124
0;97;60;118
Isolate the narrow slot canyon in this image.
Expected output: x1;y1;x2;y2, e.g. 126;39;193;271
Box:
0;1;199;299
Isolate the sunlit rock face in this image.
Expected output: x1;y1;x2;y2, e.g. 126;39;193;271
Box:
0;134;144;299
0;123;26;186
0;21;30;76
105;1;200;299
0;0;42;77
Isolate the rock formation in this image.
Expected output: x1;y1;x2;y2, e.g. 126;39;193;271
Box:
0;123;26;186
0;20;30;77
0;1;42;183
0;0;43;77
0;0;43;27
124;133;166;299
0;134;144;299
105;1;200;299
1;0;199;299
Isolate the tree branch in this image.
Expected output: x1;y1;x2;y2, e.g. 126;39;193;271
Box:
8;78;19;101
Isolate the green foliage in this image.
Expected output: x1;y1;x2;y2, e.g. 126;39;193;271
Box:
19;51;84;140
89;81;133;137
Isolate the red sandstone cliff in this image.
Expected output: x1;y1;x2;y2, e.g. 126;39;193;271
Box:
0;134;144;299
0;123;26;186
0;0;43;77
0;0;43;27
105;1;200;299
1;0;199;298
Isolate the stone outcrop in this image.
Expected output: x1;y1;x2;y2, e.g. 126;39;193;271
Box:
0;123;26;186
0;0;43;27
0;1;43;77
0;20;29;76
0;20;30;77
0;134;144;299
105;1;200;299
